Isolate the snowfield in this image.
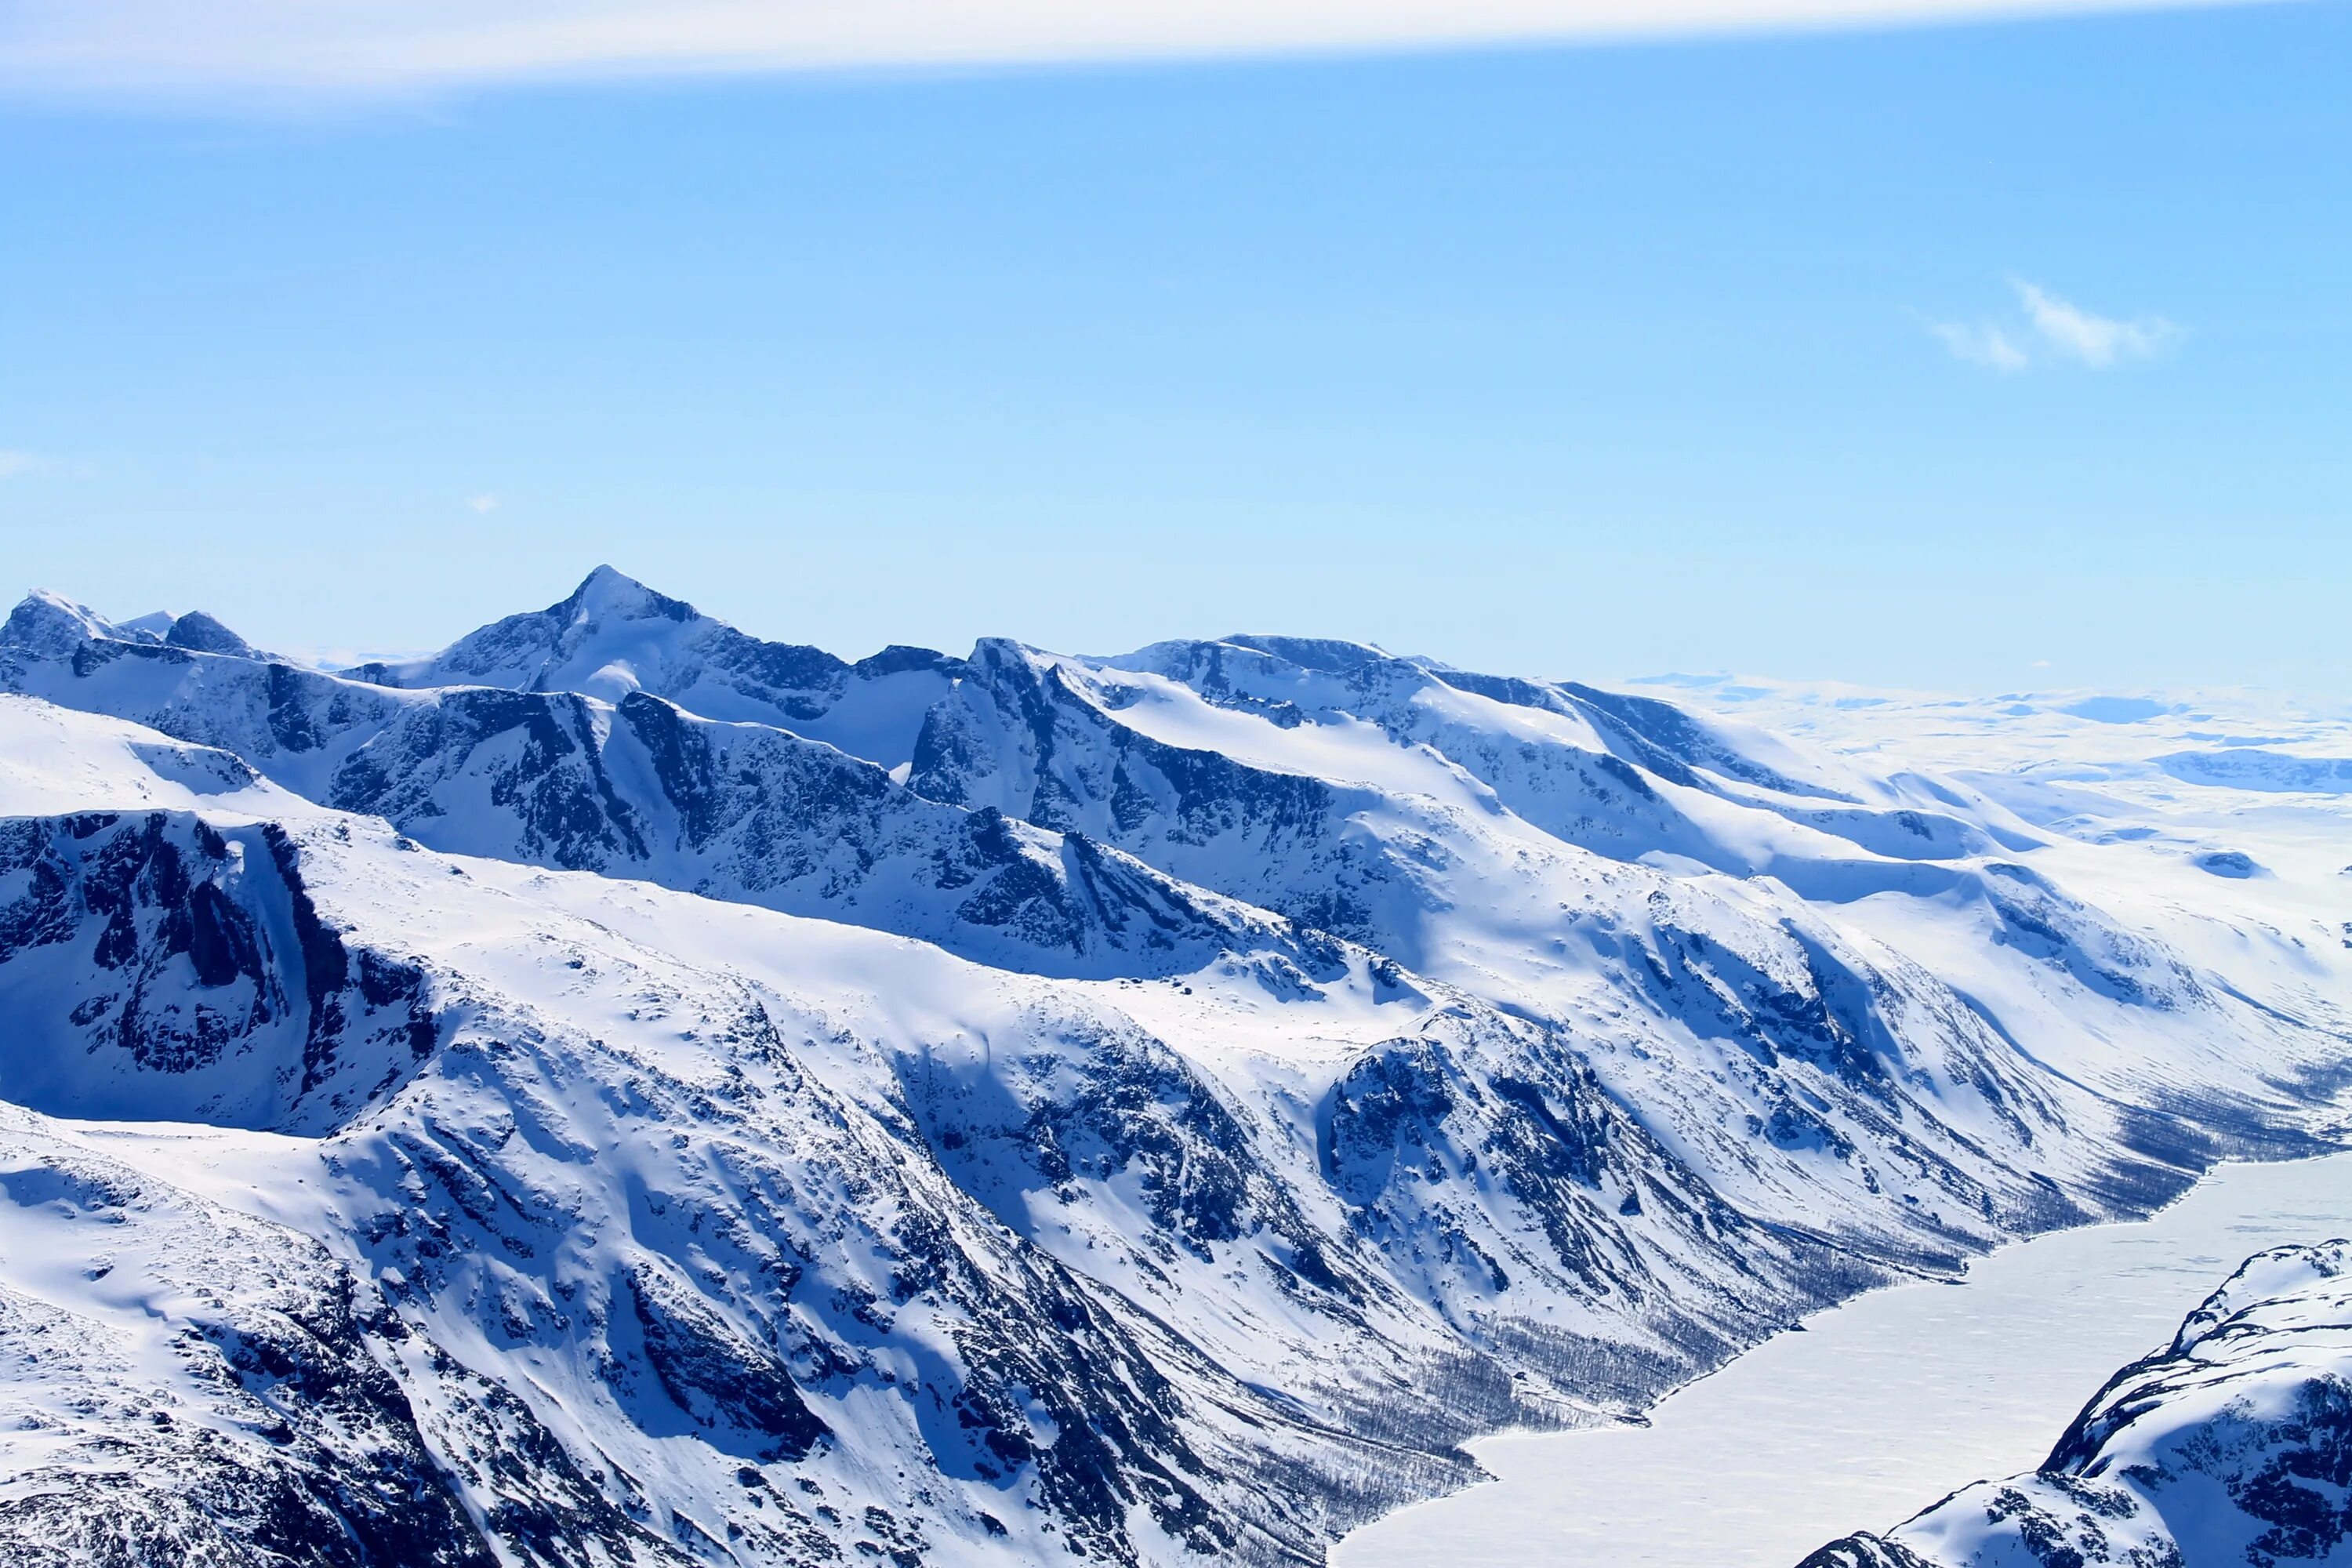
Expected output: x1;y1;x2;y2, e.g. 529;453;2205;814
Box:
2;568;2348;1566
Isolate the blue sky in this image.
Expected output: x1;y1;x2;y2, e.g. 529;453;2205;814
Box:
2;2;2347;692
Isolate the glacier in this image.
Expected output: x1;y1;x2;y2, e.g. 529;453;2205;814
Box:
1;567;2348;1566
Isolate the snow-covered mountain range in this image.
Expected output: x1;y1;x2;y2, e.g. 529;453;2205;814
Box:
3;567;2348;1566
1802;1240;2352;1567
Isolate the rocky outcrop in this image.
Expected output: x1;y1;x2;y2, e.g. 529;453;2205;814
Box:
0;809;435;1131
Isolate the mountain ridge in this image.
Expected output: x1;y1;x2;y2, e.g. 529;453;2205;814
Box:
3;568;2349;1567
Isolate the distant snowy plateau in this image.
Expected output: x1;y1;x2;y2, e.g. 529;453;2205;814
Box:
2;566;2350;1568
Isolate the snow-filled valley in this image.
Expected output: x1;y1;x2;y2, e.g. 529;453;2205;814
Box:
1338;1149;2352;1566
1802;1223;2352;1567
3;567;2350;1566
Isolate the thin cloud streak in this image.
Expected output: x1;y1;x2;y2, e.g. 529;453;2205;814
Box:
1928;320;2031;372
1926;278;2180;372
2012;278;2178;366
0;450;90;479
0;0;2292;96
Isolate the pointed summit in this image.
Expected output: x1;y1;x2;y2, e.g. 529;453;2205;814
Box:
343;566;706;692
554;564;695;626
163;610;256;658
331;568;960;768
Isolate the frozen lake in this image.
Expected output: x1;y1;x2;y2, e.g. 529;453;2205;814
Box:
1337;1152;2352;1568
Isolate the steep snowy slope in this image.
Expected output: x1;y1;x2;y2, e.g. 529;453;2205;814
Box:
893;630;2349;1261
1802;1240;2352;1568
0;718;1449;1565
0;809;437;1131
0;700;1887;1566
0;1109;510;1568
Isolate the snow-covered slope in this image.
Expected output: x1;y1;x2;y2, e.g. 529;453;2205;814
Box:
1802;1240;2352;1568
0;726;1435;1564
898;630;2349;1254
0;713;1800;1565
4;571;2350;1567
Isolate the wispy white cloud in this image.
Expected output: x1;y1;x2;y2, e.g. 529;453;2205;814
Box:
0;449;89;479
1924;278;2179;372
2010;278;2177;367
466;492;500;514
1927;320;2030;372
0;0;2283;96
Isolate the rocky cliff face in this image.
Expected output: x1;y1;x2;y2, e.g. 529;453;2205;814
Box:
0;808;435;1131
